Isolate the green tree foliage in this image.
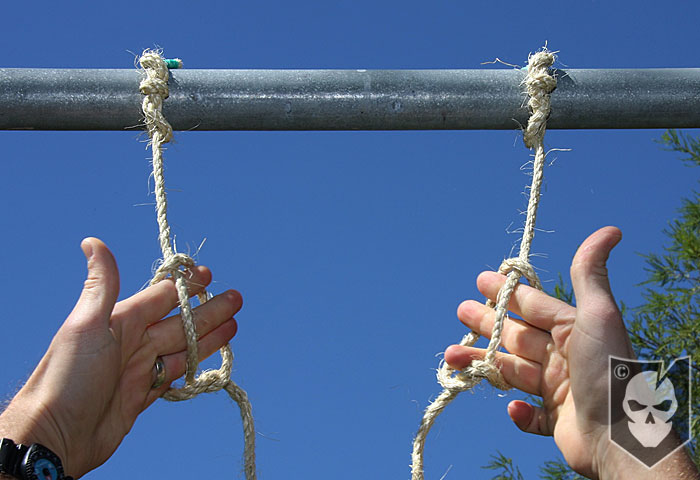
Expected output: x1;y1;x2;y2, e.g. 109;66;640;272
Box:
628;129;700;465
482;452;525;480
536;459;587;480
484;130;699;478
483;452;588;479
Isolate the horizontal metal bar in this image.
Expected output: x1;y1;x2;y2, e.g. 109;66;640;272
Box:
1;68;699;131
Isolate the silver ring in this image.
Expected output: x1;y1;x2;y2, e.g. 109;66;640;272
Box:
152;356;166;389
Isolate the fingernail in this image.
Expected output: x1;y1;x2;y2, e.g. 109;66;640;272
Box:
81;239;93;260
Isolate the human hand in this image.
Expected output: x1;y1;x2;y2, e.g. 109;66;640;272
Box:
445;227;662;478
0;238;242;478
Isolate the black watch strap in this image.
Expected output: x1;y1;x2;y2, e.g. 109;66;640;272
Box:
0;439;26;478
0;439;72;480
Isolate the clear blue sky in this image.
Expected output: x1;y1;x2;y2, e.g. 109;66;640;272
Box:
1;1;698;479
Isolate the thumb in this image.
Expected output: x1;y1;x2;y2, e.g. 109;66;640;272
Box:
569;226;624;337
68;237;120;329
568;229;635;433
570;226;622;308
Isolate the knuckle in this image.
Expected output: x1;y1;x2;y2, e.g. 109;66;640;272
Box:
505;326;526;353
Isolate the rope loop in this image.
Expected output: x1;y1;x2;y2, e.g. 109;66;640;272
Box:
436;330;511;394
437;359;510;394
163;344;234;400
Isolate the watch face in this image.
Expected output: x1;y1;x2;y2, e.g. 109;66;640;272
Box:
32;458;58;480
23;444;64;480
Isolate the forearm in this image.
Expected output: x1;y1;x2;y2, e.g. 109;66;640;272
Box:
596;439;699;480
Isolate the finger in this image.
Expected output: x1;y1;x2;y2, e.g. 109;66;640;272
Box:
570;226;623;328
476;271;576;331
112;265;212;325
148;318;238;400
457;299;551;363
507;400;553;436
67;238;120;329
444;345;542;395
147;290;242;355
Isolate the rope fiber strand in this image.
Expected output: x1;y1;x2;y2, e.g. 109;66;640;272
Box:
139;49;256;480
410;48;557;480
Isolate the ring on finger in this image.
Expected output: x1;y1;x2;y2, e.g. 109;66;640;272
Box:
151;356;166;389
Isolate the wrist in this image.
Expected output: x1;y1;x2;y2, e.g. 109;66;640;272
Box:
0;394;70;478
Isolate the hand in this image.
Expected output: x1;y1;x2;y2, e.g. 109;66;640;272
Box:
444;226;696;478
0;238;242;478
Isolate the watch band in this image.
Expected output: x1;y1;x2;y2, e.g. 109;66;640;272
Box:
0;439;25;478
0;439;72;480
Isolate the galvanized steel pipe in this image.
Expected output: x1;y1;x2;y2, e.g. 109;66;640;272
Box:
0;68;699;131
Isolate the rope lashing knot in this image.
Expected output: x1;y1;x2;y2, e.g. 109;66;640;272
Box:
411;48;556;480
436;347;511;394
139;51;173;143
497;257;542;291
150;252;196;285
522;51;557;149
138;49;257;480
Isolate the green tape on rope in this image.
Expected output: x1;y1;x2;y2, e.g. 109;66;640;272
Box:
165;58;183;69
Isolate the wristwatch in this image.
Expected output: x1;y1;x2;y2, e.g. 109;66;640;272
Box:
0;439;73;480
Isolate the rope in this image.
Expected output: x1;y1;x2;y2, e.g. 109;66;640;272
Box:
410;49;556;480
139;49;257;480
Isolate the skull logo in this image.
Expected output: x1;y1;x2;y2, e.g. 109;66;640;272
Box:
622;370;677;448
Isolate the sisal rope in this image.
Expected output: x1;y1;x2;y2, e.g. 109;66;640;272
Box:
139;49;256;480
410;49;557;480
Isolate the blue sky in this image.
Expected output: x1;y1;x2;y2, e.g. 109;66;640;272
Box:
1;1;699;479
